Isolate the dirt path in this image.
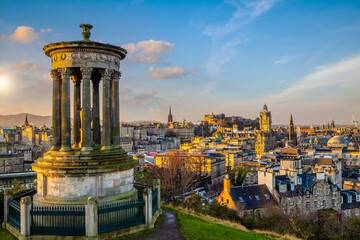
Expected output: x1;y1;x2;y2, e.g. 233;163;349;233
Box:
133;209;184;240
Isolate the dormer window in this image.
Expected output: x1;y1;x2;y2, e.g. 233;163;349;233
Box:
255;195;260;200
264;194;270;200
348;195;352;203
239;197;244;202
356;194;360;202
298;177;302;185
249;196;252;200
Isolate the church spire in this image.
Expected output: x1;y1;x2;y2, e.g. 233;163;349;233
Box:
25;114;29;126
168;106;173;123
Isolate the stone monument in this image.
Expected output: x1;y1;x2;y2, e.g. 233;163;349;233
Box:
31;24;138;207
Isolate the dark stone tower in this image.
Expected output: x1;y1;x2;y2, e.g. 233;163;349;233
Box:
25;114;29;126
289;114;296;146
168;106;173;123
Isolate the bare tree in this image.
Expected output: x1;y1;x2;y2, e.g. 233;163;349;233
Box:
147;151;197;201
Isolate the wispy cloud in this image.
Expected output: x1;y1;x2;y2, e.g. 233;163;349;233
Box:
147;66;192;80
203;0;280;75
12;102;28;111
13;61;44;71
274;55;294;65
269;54;360;102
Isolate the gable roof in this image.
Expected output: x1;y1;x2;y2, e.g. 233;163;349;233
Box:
229;184;274;210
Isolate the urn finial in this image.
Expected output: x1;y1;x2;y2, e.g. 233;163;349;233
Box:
80;24;93;41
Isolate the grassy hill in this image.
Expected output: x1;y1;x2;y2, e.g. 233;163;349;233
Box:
163;206;299;240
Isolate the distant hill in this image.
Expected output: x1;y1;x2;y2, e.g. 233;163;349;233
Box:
0;113;52;128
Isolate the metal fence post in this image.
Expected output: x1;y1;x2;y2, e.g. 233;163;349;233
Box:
143;188;152;227
85;196;98;237
3;188;11;226
20;196;31;236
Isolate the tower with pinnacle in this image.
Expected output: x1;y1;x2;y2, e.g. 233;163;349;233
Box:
168;106;173;123
289;114;296;146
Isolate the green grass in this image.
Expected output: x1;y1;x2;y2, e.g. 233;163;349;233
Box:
177;213;271;240
0;228;16;240
163;206;283;240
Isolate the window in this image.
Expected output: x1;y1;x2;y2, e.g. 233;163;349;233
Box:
314;189;317;196
341;197;343;204
306;202;310;210
332;199;335;207
298;177;302;185
264;194;270;200
249;196;252;200
221;197;223;202
289;199;293;206
348;195;352;203
314;201;318;208
323;200;326;208
239;197;244;202
326;189;330;196
255;195;260;200
356;195;360;202
356;208;359;216
226;199;229;204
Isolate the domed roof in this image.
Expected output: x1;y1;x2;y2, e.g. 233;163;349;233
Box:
327;135;348;148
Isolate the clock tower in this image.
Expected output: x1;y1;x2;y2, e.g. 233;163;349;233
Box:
255;104;276;157
259;104;271;132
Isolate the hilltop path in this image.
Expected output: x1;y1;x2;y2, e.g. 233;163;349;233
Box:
134;210;184;240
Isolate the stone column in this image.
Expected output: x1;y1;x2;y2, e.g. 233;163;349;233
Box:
111;72;121;148
72;75;81;148
20;196;31;236
92;74;101;148
59;68;72;152
81;67;93;152
2;188;11;225
143;188;152;228
85;197;98;237
102;69;113;150
50;69;61;151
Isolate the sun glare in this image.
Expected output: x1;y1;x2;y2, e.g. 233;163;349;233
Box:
0;78;8;89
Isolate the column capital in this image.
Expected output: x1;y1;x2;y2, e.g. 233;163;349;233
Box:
103;68;114;80
58;67;72;78
50;69;60;80
112;71;121;81
80;66;93;77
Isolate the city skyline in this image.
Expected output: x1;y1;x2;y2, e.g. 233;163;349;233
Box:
1;0;360;125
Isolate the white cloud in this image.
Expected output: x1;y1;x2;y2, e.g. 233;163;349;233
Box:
122;40;174;64
147;66;186;79
13;61;44;71
269;54;360;102
2;26;40;43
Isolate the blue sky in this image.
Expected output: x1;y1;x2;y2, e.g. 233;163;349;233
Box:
0;0;360;125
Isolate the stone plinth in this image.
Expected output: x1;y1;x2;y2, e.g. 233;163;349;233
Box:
32;148;138;206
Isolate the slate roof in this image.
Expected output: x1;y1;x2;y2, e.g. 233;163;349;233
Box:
341;190;360;210
229;184;274;210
